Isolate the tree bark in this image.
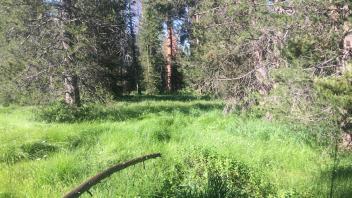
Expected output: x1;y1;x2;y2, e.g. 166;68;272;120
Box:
64;74;80;107
128;0;141;94
166;19;174;92
254;47;271;95
61;0;80;106
251;16;271;96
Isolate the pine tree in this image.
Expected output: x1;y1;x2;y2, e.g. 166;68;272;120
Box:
183;0;345;102
0;0;132;104
138;0;189;93
126;0;142;94
138;0;164;94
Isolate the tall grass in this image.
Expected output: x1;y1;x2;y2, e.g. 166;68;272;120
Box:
0;99;351;197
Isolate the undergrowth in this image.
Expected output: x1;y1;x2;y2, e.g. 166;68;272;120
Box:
0;98;351;197
36;99;223;123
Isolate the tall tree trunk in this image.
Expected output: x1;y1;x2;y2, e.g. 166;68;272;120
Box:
341;24;352;73
64;74;80;106
251;15;271;96
61;0;80;106
166;19;173;92
128;0;140;94
254;49;271;95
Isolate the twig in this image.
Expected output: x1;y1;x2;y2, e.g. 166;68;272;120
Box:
217;69;255;81
217;64;269;81
63;153;162;198
304;56;339;70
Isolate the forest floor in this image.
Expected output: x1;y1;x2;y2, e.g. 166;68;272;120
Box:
0;96;351;197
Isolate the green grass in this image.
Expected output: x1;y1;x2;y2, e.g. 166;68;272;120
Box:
0;98;351;197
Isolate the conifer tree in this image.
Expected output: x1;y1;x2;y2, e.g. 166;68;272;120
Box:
138;0;164;94
0;0;132;104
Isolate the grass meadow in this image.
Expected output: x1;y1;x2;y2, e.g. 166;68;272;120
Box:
0;97;351;197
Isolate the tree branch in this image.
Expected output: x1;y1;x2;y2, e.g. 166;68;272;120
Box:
63;153;162;198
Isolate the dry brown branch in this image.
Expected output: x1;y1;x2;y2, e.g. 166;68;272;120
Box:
63;153;162;198
217;69;256;81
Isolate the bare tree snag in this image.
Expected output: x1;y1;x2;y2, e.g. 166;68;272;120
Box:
63;153;162;198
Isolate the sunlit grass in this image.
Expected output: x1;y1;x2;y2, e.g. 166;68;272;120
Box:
0;99;351;197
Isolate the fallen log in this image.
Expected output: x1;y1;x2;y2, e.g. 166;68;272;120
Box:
63;153;162;198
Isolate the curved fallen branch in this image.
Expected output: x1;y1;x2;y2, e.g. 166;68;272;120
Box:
63;153;162;198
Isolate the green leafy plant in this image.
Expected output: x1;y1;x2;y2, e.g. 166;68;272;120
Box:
315;71;352;132
36;101;98;123
156;150;277;198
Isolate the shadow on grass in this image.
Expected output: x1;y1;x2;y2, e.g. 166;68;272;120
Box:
39;100;224;123
332;166;352;198
339;189;352;198
116;95;212;102
334;166;352;180
318;165;352;197
0;141;58;165
0;128;107;165
0;192;18;198
86;102;224;122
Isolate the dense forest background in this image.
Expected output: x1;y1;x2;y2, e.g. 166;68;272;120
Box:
0;0;350;113
0;0;350;101
1;0;351;145
0;0;352;197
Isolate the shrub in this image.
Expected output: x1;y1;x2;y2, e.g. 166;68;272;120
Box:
250;67;338;145
156;150;277;197
315;71;352;132
36;101;99;123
